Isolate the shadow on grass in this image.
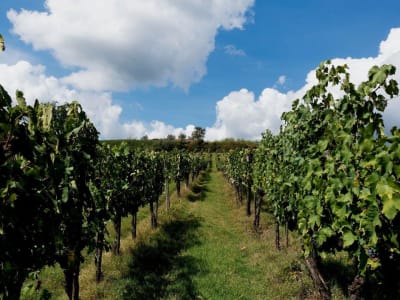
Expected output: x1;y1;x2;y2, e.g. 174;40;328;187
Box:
187;171;211;202
319;255;400;300
320;256;355;298
123;210;203;300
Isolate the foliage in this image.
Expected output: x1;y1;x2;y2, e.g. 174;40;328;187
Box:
0;34;4;51
252;62;400;297
0;88;59;299
0;82;211;298
102;138;258;153
0;86;103;299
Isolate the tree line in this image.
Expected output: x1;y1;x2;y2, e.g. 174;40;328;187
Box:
103;136;257;153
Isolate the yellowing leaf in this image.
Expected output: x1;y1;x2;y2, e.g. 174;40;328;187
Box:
9;193;17;203
382;192;400;220
367;257;381;270
0;34;5;51
40;104;53;130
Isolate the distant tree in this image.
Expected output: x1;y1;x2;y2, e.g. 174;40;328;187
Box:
191;126;206;141
178;133;186;141
166;134;175;140
141;135;148;140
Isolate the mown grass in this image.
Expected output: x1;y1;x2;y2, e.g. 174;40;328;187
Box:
22;167;350;300
174;170;317;300
122;207;202;299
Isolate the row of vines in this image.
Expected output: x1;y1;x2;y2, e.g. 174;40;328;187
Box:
0;83;210;299
219;62;400;299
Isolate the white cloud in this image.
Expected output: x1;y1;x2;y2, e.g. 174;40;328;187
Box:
0;60;195;140
277;75;286;85
224;44;246;56
206;27;400;141
2;4;400;142
146;122;195;139
205;88;295;140
0;45;35;65
7;0;254;91
272;75;286;89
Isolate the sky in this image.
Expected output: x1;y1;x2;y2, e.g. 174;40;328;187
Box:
0;0;400;140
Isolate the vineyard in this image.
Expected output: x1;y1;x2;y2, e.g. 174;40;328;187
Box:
0;87;211;299
218;62;400;299
1;28;400;300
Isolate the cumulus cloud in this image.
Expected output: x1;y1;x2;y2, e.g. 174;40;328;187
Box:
2;1;400;142
205;88;295;140
206;27;400;141
224;44;246;56
0;61;196;139
0;45;35;65
7;0;254;91
146;122;195;139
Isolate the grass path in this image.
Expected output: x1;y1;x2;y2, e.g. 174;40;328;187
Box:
173;169;314;300
23;167;317;299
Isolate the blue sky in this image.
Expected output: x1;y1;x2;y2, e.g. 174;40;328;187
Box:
1;0;400;139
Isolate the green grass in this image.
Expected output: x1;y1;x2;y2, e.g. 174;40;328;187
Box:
171;170;315;300
22;168;329;300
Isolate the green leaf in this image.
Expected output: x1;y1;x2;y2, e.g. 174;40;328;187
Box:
316;227;334;246
360;138;374;153
308;214;320;227
70;180;77;190
362;204;381;244
361;158;377;169
368;65;387;85
343;230;357;248
338;192;352;204
377;180;392;196
382;192;400;220
62;186;69;203
317;139;329;151
386;79;399;97
359;188;371;200
8;193;17;204
0;85;12;106
365;172;380;187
